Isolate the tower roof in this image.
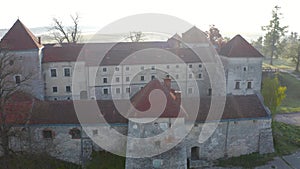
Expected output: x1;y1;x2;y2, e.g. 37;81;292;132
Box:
0;19;42;51
129;79;181;118
182;26;208;43
219;35;263;58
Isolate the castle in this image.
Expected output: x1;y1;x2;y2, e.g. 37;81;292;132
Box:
0;20;274;168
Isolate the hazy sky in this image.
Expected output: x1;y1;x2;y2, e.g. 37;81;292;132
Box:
0;0;298;39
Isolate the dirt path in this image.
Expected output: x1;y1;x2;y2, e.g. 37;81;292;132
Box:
275;112;300;126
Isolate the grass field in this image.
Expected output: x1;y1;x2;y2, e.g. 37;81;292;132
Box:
277;72;300;113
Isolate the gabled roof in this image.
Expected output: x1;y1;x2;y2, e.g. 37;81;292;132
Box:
0;19;42;51
129;79;181;118
42;44;84;63
219;35;263;58
182;26;208;43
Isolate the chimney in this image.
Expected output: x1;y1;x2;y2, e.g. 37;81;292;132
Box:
164;75;171;89
38;37;41;44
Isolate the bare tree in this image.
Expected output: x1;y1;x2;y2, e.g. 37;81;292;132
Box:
0;47;34;168
126;31;145;42
49;13;81;44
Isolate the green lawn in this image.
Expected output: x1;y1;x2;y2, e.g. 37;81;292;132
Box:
277;72;300;113
86;151;125;169
216;121;300;168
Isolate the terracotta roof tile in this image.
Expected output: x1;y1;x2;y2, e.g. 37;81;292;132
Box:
0;19;42;51
219;35;263;58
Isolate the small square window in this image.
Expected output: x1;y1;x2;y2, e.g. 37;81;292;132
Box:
50;69;57;77
189;64;192;68
151;66;155;70
52;87;58;93
64;68;70;77
151;75;155;80
66;86;71;93
116;88;121;94
103;67;107;72
103;88;108;95
208;88;212;96
247;81;252;89
176;74;179;79
141;76;145;81
188;88;193;94
166;65;170;69
176;65;179;68
15;75;21;85
235;81;240;89
126;87;130;93
198;74;202;79
126;77;130;82
116;77;120;83
141;66;144;70
126;67;130;71
43;129;54;139
115;67;119;71
103;78;108;83
92;129;98;136
69;128;81;139
243;66;247;71
199;64;202;68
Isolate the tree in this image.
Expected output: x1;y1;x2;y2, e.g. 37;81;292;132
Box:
49;13;81;44
0;47;34;168
262;5;288;65
206;25;226;51
251;36;263;54
126;31;145;42
282;32;300;72
262;77;287;114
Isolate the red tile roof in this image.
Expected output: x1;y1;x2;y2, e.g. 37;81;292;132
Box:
219;35;263;58
42;44;84;63
129;79;181;118
0;19;43;51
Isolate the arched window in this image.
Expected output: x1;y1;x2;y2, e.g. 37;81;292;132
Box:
69;128;81;139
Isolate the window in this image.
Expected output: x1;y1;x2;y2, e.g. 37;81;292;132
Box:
151;66;155;70
198;74;202;79
103;77;107;84
64;68;70;77
166;65;170;69
199;64;202;68
116;88;121;94
208;88;212;96
188;88;193;94
235;81;240;89
243;66;247;71
103;88;108;95
126;87;130;93
191;147;200;160
42;129;54;139
9;60;14;66
126;66;130;71
176;74;179;79
92;129;98;136
115;67;119;71
176;65;179;68
189;64;192;68
247;81;252;89
189;74;193;79
15;75;21;85
141;66;144;70
52;87;58;93
151;75;155;80
66;86;71;93
69;128;81;139
50;69;57;77
126;77;130;82
103;67;107;72
140;76;145;81
115;77;120;83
